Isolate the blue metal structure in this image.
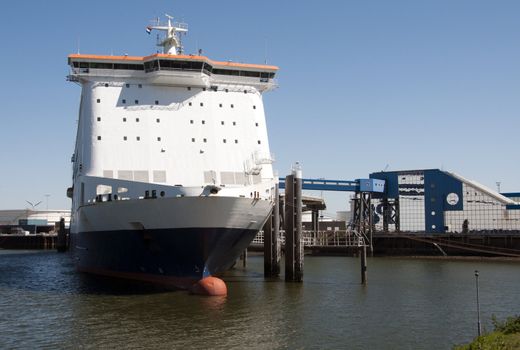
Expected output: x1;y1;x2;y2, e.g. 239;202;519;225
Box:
278;178;385;193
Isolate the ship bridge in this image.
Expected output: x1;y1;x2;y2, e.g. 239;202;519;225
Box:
68;54;278;91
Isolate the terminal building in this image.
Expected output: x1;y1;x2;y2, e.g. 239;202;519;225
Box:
0;210;70;234
370;169;520;234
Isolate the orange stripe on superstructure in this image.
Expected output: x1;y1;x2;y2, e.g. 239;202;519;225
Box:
68;54;143;61
68;53;279;71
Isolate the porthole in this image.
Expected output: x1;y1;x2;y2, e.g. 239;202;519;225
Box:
123;118;127;122
122;99;126;104
138;84;142;88
257;140;261;144
190;120;194;124
155;100;159;105
191;138;195;142
221;121;224;125
219;104;222;108
126;84;130;88
223;139;227;143
432;225;436;229
97;117;101;121
235;139;238;144
253;105;256;109
96;99;100;103
233;121;236;126
431;211;436;216
203;138;207;143
200;102;204;107
97;136;101;140
189;102;192;106
202;120;205;124
156;118;160;123
134;100;139;104
231;104;234;108
255;122;259;127
123;136;127;141
136;136;140;141
136;118;139;122
104;83;109;87
157;137;161;141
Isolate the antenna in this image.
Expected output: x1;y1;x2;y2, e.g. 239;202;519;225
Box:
146;14;188;55
264;38;268;64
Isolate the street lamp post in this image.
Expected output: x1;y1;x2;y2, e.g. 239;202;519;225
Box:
475;270;481;337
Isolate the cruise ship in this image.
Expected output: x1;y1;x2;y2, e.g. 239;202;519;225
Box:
67;15;278;295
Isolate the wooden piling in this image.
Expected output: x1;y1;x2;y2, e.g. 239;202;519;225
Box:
284;168;303;282
264;182;281;277
284;174;295;281
56;218;68;252
360;245;367;285
294;174;303;282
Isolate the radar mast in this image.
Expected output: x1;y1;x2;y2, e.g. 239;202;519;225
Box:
146;14;188;55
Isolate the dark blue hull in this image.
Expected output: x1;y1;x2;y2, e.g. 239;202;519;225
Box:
72;227;257;288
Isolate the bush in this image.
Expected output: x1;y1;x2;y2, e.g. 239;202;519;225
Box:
492;315;520;335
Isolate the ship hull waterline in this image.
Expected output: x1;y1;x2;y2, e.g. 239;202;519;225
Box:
71;196;272;295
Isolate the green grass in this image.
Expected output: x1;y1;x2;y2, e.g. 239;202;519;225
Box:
454;316;520;350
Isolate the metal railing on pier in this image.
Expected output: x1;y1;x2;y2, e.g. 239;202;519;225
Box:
252;230;365;248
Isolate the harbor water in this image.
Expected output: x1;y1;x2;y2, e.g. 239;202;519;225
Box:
1;250;519;349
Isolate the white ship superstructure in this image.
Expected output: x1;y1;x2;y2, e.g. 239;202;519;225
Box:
67;16;278;295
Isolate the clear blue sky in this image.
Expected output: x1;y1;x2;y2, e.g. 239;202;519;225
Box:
0;0;519;215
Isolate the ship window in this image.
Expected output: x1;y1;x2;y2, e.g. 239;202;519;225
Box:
221;121;224;125
233;121;236;126
97;136;101;140
157;137;161;141
155;100;159;105
235;139;238;144
189;102;192;106
136;118;140;122
134;100;139;104
187;87;191;91
123;136;127;141
219;103;222;108
191;138;195;142
138;84;142;88
122;99;126;104
200;102;204;107
202;120;205;124
105;83;109;87
257;140;261;144
156;118;160;123
255;122;259;127
203;138;207;143
97;117;101;122
190;120;194;124
203;88;206;91
231;104;234;108
223;139;227;143
253;105;256;109
225;89;229;93
123;118;127;122
136;136;140;141
244;90;247;94
97;99;100;103
126;84;130;88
